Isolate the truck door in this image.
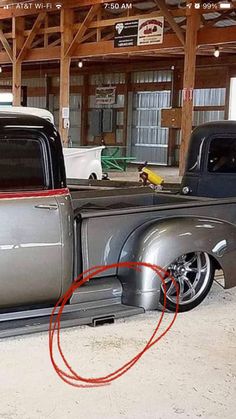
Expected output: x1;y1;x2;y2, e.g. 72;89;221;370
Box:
0;135;63;308
197;135;236;198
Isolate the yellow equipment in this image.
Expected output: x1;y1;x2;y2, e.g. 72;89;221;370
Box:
141;167;164;186
139;162;164;187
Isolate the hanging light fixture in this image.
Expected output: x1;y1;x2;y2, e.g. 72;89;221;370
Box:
214;47;220;58
78;60;83;68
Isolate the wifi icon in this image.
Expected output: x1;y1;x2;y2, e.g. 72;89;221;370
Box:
56;3;62;9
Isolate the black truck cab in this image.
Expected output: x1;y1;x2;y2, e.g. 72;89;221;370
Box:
181;121;236;198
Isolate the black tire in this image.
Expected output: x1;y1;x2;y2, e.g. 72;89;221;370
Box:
160;252;214;312
89;173;97;180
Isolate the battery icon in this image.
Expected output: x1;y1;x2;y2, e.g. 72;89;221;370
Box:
219;2;232;8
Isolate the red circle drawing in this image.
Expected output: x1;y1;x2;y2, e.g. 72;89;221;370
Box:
49;261;179;388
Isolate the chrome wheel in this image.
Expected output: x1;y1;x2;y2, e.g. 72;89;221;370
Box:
162;252;212;307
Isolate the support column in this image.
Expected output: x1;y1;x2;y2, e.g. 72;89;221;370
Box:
179;4;200;175
168;67;181;166
59;9;73;146
12;17;24;106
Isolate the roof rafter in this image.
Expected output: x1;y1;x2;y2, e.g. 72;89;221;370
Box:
65;4;100;57
154;0;185;46
0;26;13;62
16;12;46;62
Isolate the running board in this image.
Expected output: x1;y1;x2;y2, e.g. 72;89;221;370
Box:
0;303;144;339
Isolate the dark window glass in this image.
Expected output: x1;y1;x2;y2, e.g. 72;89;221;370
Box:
208;137;236;173
0;138;47;191
186;137;204;172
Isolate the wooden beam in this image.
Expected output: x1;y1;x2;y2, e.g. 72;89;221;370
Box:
44;14;49;48
88;11;166;29
48;38;61;48
81;29;97;43
179;3;200;175
0;27;13;62
198;26;236;46
59;9;74;146
154;0;185;46
65;4;100;57
17;12;46;62
12;17;24;106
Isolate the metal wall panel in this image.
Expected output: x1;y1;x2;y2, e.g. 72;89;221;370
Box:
130;91;171;165
27;96;46;108
69;94;82;146
178;88;226;107
132;70;172;84
22;78;45;87
193;88;226;106
193;110;225;125
90;73;125;85
0;79;11;86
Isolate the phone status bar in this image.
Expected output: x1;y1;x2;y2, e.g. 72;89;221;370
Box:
188;2;234;10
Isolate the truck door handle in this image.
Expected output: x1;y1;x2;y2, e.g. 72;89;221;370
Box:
34;204;58;211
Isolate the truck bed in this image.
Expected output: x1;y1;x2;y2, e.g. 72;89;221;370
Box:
70;185;205;213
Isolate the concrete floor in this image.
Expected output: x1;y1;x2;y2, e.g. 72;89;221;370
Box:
107;165;182;184
0;282;236;419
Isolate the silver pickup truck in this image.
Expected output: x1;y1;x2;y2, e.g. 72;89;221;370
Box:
0;113;236;338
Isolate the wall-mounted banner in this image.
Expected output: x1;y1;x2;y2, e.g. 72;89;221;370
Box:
96;87;116;105
114;20;139;48
114;17;164;48
138;17;164;46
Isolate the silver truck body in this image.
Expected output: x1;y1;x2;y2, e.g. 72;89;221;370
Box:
0;114;236;337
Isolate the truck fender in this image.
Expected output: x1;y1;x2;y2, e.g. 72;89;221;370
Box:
118;216;236;310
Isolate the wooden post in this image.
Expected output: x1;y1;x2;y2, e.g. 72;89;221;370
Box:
59;9;73;146
179;4;200;175
12;17;24;106
123;72;131;150
168;67;181;166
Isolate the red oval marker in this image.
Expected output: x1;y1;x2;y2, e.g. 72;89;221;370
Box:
49;262;179;388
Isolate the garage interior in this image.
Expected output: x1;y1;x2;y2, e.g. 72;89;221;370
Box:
0;1;236;418
0;0;236;172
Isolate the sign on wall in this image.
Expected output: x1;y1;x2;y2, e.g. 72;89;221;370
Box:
114;17;164;48
138;17;164;46
114;20;139;48
96;87;116;105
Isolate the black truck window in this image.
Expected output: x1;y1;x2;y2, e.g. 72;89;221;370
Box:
208;137;236;173
0;138;47;191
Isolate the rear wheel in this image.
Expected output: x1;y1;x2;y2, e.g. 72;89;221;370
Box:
160;252;214;312
89;173;97;180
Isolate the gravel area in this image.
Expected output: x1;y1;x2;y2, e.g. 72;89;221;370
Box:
0;282;236;419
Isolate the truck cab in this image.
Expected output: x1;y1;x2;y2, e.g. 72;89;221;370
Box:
0;113;73;308
181;121;236;198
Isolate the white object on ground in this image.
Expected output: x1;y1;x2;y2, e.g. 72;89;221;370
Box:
63;146;104;180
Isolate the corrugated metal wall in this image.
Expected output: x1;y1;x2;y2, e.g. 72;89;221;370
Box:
132;70;172;83
130;71;172;165
131;91;171;164
174;87;226;163
50;75;83;146
0;72;227;164
23;77;46;109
